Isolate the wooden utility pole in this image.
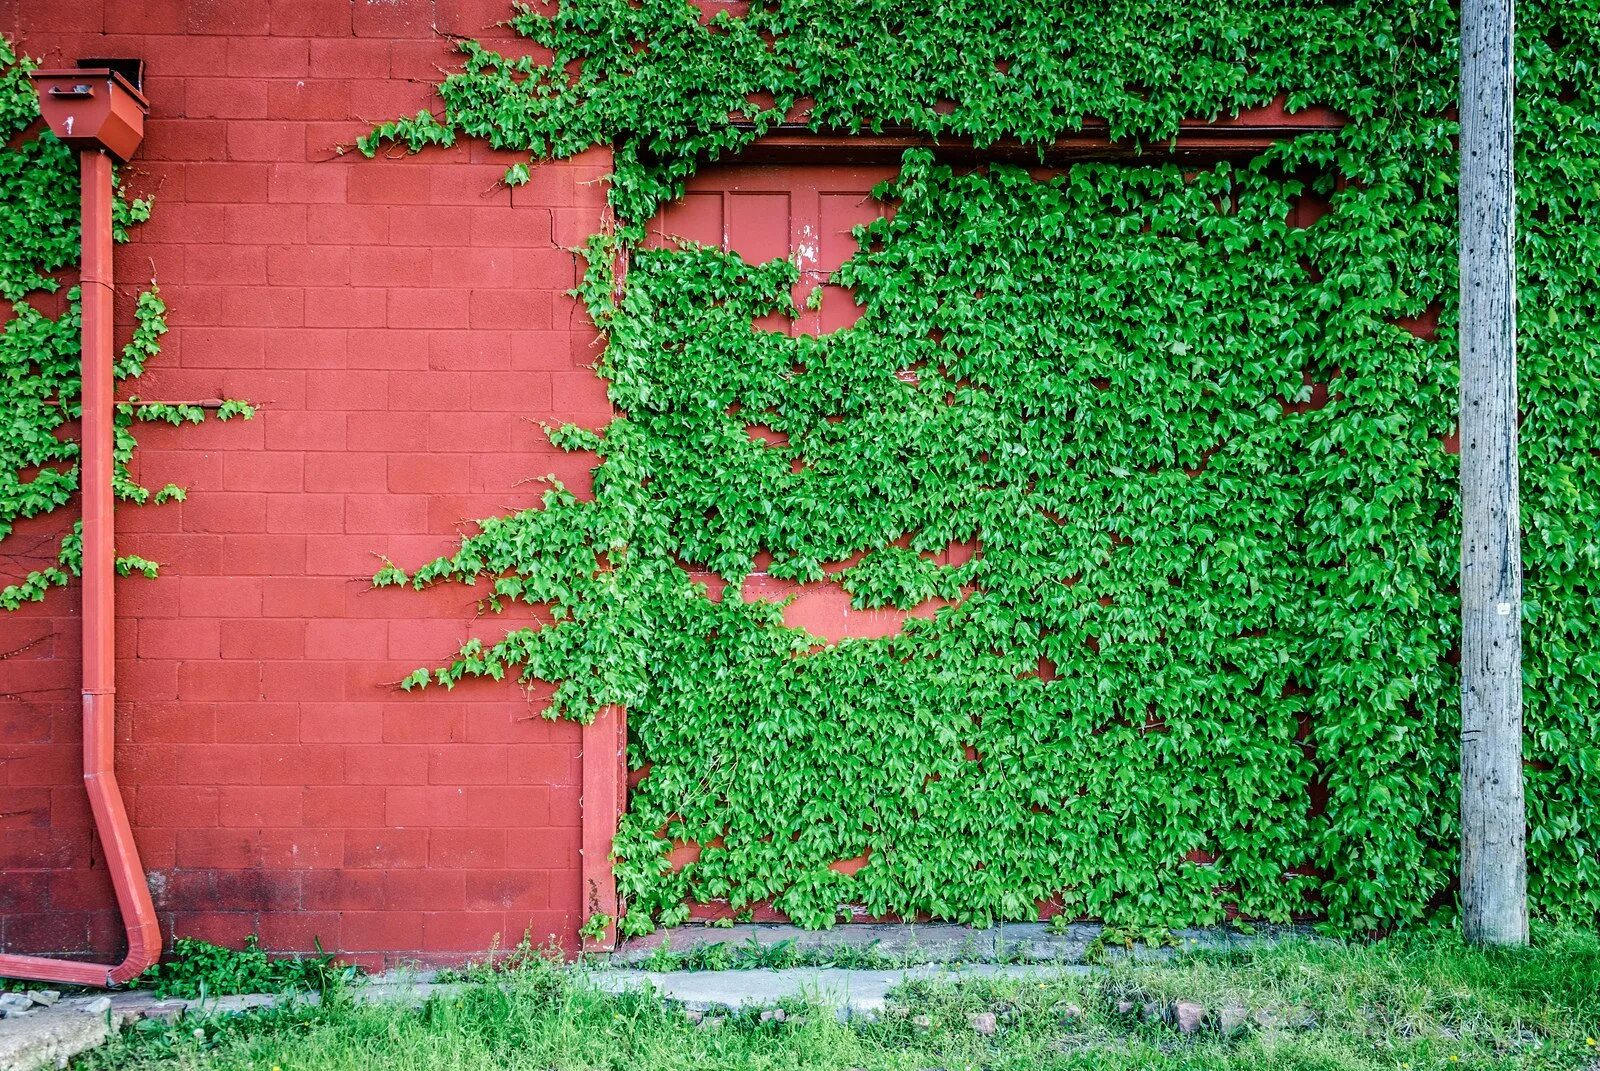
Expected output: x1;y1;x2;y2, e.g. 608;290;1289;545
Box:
1459;0;1529;945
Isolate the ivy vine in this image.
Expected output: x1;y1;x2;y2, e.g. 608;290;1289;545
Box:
364;0;1600;936
0;39;253;610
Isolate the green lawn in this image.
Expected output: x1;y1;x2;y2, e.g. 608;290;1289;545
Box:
77;928;1600;1070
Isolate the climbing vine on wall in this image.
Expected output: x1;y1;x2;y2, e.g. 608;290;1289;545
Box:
366;1;1600;934
0;39;252;610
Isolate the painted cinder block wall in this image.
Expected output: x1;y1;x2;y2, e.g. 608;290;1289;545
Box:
0;0;613;967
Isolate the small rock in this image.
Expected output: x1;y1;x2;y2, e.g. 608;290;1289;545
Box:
29;990;61;1007
1060;1003;1084;1021
1140;1000;1167;1024
1114;1000;1137;1016
1252;1008;1280;1031
142;1002;187;1024
911;1014;933;1030
1217;1004;1251;1037
968;1011;997;1035
0;992;31;1012
1172;1001;1206;1035
1284;1004;1317;1030
83;996;113;1015
759;1008;786;1024
683;1008;704;1024
697;1015;724;1031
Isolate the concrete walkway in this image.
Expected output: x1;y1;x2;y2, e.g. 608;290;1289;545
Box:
0;991;294;1071
608;921;1306;967
587;962;1092;1016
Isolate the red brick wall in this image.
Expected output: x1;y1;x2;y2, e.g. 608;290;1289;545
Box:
1;0;612;967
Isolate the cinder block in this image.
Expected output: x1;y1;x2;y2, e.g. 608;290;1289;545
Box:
266;494;348;536
173;743;264;786
301;786;385;829
344;828;430;869
466;786;551;827
175;828;263;869
300;705;385;745
226;40;313;82
343;745;430;785
386;869;467;910
422;910;509;952
185;162;271;203
225;203;310;245
505;742;582;784
428;829;506;869
386;786;469;827
138;617;222;660
427;745;510;786
308;38;391;79
261;659;347;702
215;701;301;742
272;0;356;36
227;120;310;163
269;244;351;285
267;79;352;122
129;700;216;744
258;742;343;784
185;78;271;119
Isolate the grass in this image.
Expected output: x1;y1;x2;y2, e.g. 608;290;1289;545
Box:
73;927;1600;1071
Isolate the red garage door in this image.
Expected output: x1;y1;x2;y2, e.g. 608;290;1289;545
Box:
644;163;974;643
649;163;896;336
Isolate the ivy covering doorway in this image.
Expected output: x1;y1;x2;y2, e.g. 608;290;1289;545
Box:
387;142;1457;937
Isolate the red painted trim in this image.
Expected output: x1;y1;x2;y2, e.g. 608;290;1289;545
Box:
579;704;626;951
732;96;1344;163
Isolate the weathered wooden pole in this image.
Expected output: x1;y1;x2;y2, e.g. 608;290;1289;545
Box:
1459;0;1529;945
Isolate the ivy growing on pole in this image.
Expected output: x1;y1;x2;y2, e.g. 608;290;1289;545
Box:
364;1;1600;935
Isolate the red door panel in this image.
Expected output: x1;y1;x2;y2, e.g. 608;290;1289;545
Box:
648;164;899;336
646;163;955;641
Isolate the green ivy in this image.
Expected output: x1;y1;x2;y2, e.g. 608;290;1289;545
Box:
368;1;1600;936
0;38;253;610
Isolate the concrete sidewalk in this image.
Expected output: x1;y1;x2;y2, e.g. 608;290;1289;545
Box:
587;961;1092;1016
607;921;1304;967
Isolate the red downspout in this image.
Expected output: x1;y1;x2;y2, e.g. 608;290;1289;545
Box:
0;72;160;987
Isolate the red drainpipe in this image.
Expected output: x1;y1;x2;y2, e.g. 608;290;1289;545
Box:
0;65;160;987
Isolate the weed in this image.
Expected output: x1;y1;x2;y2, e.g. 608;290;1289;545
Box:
133;936;355;999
